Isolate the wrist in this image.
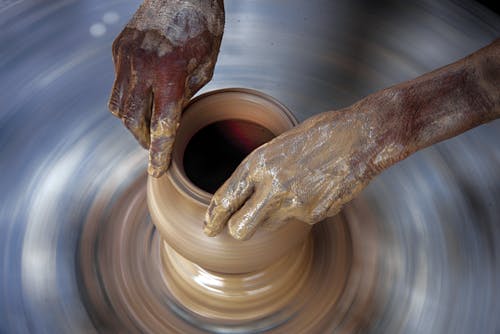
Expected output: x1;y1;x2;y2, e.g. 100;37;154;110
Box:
128;0;224;44
304;107;392;179
337;88;408;176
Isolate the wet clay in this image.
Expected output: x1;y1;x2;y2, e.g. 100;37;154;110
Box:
144;89;330;321
79;171;378;331
147;89;311;274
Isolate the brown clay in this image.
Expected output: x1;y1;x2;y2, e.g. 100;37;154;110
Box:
80;172;374;331
146;89;318;320
147;89;311;274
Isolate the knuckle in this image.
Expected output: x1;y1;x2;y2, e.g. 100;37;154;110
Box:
108;101;120;116
150;135;174;152
151;117;178;138
283;193;302;210
308;203;331;224
211;192;235;216
124;96;141;115
122;116;139;131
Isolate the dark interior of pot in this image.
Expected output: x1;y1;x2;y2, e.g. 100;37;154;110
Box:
183;119;275;193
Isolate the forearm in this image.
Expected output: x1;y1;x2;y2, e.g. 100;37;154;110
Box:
356;39;500;173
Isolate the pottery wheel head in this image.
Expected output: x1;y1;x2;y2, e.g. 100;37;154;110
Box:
2;1;500;333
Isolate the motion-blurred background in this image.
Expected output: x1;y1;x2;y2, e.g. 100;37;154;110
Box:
1;0;499;333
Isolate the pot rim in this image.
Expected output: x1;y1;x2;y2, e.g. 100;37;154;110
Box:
167;87;298;206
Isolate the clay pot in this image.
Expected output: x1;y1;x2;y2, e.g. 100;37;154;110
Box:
147;88;311;274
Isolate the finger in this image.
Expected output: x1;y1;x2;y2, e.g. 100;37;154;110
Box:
108;50;131;118
111;30;124;59
204;166;254;237
148;91;182;177
227;190;272;241
121;84;152;149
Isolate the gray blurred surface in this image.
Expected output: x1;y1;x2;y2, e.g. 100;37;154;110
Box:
0;0;499;333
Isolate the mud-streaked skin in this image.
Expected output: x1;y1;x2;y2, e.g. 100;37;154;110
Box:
108;0;224;177
205;39;500;240
110;1;498;241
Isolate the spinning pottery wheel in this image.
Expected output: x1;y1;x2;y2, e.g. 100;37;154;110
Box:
1;0;500;333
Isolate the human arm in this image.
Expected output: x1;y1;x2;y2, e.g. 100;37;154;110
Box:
204;38;500;240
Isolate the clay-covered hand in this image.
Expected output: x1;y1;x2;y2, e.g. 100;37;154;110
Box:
204;108;381;240
204;38;500;241
108;0;224;177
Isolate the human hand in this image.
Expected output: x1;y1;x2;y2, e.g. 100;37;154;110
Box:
108;0;224;177
204;108;381;240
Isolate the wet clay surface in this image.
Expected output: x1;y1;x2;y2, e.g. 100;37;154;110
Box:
79;173;379;332
148;89;311;274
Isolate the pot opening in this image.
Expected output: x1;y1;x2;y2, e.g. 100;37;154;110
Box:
183;119;275;194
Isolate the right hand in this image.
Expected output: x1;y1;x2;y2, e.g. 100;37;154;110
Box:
204;108;385;240
108;0;224;177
